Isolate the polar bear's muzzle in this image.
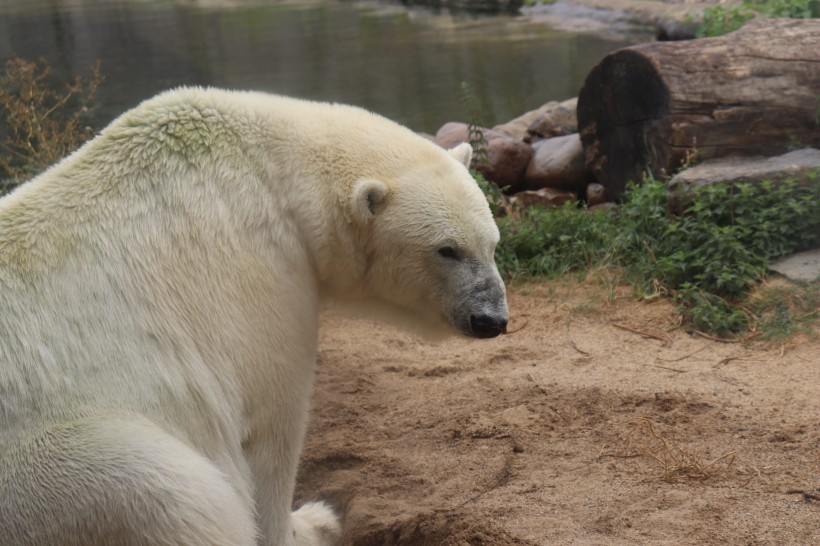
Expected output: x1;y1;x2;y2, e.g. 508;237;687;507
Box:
452;263;508;339
469;313;508;338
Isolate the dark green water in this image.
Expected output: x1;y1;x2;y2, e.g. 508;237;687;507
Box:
0;0;648;133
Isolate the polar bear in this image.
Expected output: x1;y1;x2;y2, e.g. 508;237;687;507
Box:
0;88;508;546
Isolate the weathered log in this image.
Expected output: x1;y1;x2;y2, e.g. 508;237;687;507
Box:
577;18;820;201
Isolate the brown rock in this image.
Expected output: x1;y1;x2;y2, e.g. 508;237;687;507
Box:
434;122;532;193
526;97;577;140
524;133;591;192
509;187;577;210
492;100;559;140
482;135;533;193
586;182;606;206
434;122;471;150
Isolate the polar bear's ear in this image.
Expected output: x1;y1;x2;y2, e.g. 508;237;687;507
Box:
350;179;389;224
448;142;473;168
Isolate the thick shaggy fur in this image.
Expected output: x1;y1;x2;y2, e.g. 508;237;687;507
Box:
0;88;506;545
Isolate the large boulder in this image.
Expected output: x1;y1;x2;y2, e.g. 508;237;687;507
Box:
525;97;578;141
435;122;533;193
668;148;820;213
492;98;578;141
769;249;820;282
524;133;592;192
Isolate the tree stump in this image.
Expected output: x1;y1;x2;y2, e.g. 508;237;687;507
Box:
577;18;820;201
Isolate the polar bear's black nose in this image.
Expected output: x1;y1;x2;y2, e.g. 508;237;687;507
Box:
469;315;508;339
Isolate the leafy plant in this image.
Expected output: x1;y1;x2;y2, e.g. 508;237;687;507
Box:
478;170;820;337
0;57;103;194
694;4;756;37
473;169;506;217
495;202;617;280
752;0;820;18
458;81;490;168
692;0;819;37
616;176;819;335
459;80;507;215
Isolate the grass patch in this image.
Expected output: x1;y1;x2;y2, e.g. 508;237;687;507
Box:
495;202;617;281
692;0;819;37
747;279;819;341
480;175;820;339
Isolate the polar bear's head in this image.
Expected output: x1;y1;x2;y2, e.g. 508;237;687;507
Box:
345;142;508;339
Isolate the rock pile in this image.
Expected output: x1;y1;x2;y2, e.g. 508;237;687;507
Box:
435;95;820;217
434;97;600;212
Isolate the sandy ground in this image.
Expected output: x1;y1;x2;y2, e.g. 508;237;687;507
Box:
295;280;818;545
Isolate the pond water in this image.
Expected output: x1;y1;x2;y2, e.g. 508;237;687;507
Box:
0;0;650;134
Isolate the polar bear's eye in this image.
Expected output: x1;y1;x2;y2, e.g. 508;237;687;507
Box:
437;246;459;260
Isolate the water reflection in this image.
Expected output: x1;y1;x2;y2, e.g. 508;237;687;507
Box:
0;0;649;133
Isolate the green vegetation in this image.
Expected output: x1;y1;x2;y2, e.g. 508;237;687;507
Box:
482;176;820;338
0;57;103;194
749;280;819;341
459;81;507;216
458;75;818;338
495;201;615;279
693;0;819;37
458;81;490;167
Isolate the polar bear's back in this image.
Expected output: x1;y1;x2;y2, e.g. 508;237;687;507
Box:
0;87;472;454
126;87;449;186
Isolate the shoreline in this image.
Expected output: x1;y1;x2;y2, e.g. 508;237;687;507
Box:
520;0;725;37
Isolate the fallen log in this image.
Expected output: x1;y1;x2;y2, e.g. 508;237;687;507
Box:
577;18;820;201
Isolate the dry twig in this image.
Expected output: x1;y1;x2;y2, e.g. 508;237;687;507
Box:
651;364;687;374
713;353;751;368
611;322;672;345
570;341;590;355
658;344;709;362
785;489;820;502
694;330;761;343
598;418;736;483
504;320;529;335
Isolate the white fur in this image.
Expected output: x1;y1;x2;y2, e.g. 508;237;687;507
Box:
0;87;506;545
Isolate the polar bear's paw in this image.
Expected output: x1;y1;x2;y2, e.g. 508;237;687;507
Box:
290;501;342;546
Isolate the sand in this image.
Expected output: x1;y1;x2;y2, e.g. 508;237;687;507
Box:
295;280;819;545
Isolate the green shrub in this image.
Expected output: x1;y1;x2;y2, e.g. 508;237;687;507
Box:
752;0;820;18
480;174;820;337
693;0;819;37
695;4;756;37
618;176;819;335
495;203;617;280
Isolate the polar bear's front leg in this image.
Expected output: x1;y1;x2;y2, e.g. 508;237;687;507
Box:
290;502;343;546
244;368;341;546
246;430;341;546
